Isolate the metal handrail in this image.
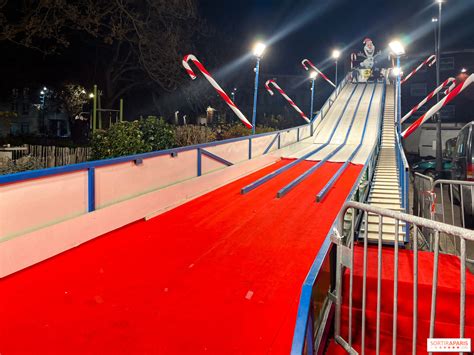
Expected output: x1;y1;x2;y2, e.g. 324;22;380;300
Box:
333;201;474;355
433;179;474;228
413;173;474;258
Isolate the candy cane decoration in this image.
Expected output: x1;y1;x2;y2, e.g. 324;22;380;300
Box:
182;54;252;129
301;59;336;88
401;54;436;85
350;53;357;70
265;79;310;123
402;74;474;138
443;80;456;95
401;77;455;123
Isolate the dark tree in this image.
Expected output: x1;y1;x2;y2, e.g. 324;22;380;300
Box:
0;0;204;108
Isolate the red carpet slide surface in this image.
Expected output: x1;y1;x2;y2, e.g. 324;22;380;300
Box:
0;159;362;354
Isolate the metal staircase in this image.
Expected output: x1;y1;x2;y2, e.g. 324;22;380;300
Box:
364;84;406;243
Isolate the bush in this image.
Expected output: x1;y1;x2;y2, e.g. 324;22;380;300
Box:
174;125;216;147
0;155;46;175
91;121;145;160
90;117;176;160
139;116;175;151
217;124;275;140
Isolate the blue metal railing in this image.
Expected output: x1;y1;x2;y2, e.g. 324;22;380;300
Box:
290;81;387;354
0;126;310;215
394;75;410;216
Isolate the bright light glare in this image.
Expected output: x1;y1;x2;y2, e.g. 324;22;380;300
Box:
436;0;443;3
309;71;318;79
389;40;405;56
40;91;45;95
89;93;94;98
332;49;341;59
461;68;467;73
431;17;438;22
253;42;267;57
43;87;47;91
392;67;402;76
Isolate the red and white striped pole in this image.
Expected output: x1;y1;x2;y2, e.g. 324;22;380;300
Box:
401;54;436;85
401;77;455;123
182;54;252;129
301;59;336;88
402;74;474;138
265;79;310;123
350;53;357;70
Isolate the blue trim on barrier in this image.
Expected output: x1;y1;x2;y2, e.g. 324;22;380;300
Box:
200;149;233;167
291;82;388;354
241;84;359;195
87;167;95;212
316;83;382;202
291;235;333;355
248;138;252;160
0;122;312;186
197;148;202;177
263;133;280;155
277;84;369;198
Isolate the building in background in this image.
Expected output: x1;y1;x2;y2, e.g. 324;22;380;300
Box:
0;87;70;138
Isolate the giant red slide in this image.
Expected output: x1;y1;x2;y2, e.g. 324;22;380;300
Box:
0;158;362;353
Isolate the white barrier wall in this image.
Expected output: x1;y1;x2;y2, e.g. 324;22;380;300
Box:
0;171;88;240
95;150;198;208
0;155;278;277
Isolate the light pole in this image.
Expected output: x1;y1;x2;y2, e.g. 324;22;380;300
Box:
231;88;237;103
431;17;438;55
389;40;405;134
332;49;341;86
251;42;266;134
309;71;318;119
39;87;48;133
435;0;443;174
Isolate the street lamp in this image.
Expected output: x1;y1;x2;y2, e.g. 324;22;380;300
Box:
39;87;48;133
251;42;266;134
231;88;237;103
392;67;402;77
332;49;341;85
435;0;444;174
309;71;318;119
389;40;405;134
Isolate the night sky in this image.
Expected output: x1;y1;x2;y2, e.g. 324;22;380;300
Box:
1;0;473;117
200;0;474;74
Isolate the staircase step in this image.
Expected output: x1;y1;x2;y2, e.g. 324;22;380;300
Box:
369;203;404;210
369;198;402;204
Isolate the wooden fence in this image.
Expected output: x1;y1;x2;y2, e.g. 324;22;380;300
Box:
26;145;91;168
